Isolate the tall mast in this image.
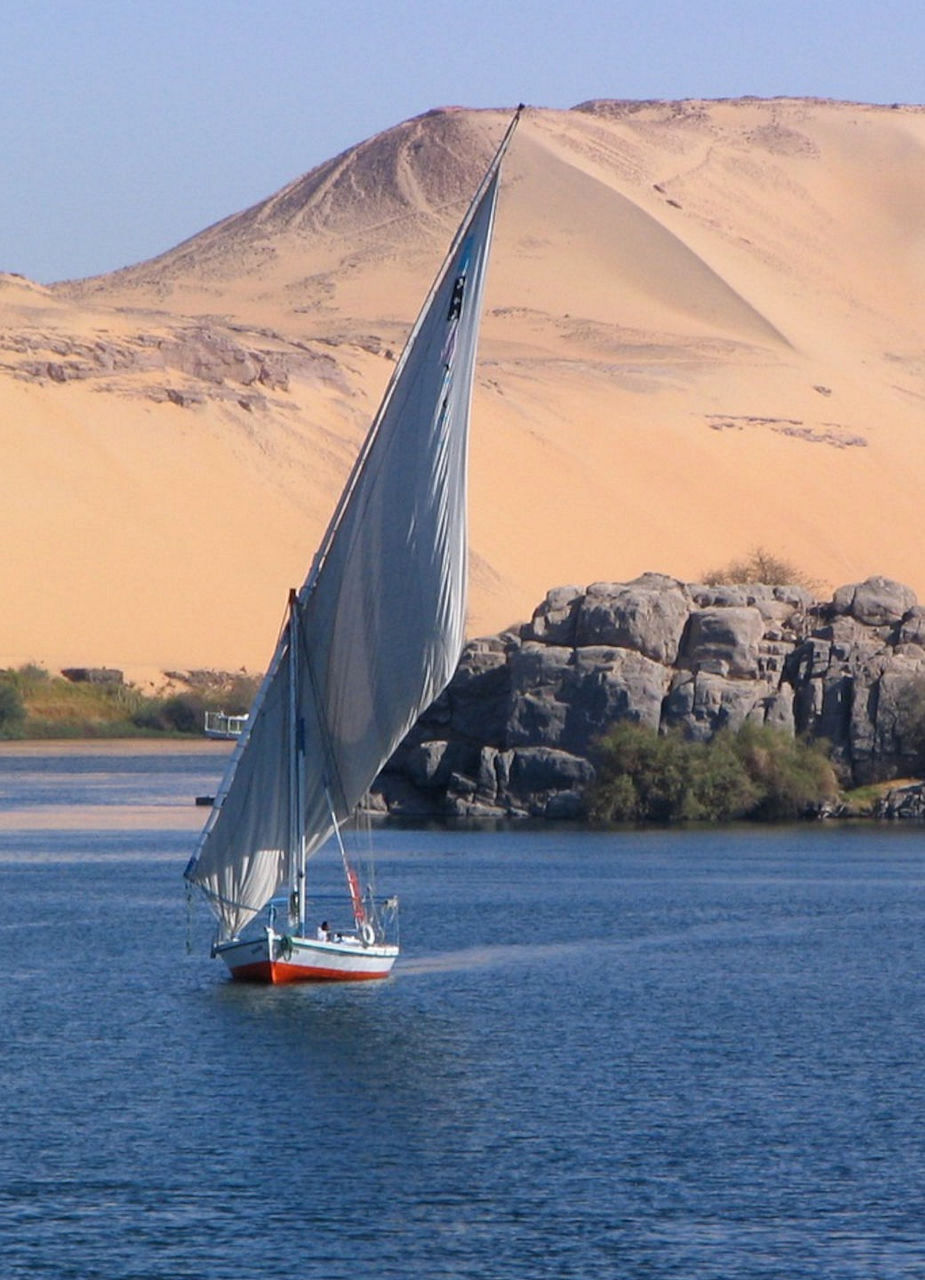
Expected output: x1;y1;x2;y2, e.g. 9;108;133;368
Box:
287;589;306;931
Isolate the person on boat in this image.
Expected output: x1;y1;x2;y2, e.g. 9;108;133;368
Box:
317;921;330;941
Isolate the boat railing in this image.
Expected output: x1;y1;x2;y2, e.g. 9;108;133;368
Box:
204;710;249;739
260;893;399;946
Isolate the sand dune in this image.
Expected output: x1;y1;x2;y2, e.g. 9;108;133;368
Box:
2;99;924;684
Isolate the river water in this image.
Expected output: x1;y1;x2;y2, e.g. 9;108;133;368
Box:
1;742;923;1278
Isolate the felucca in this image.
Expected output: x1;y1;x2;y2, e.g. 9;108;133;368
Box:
184;108;521;982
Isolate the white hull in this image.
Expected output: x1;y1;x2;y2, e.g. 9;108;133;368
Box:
214;928;398;984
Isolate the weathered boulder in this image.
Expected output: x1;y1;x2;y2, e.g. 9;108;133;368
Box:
506;747;595;818
506;643;670;756
572;574;690;664
439;636;515;743
898;608;925;648
522;586;584;645
505;643;573;750
876;781;925;819
401;739;480;790
565;646;670;745
848;657;925;782
787;612;925;783
680;606;765;678
689;582;813;615
663;670;790;740
831;575;917;628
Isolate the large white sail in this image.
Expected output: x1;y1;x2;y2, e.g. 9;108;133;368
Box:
186;124;514;939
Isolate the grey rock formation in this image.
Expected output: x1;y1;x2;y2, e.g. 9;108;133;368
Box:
372;574;925;817
680;606;765;677
573;574;690;663
831;575;917;627
875;781;925;820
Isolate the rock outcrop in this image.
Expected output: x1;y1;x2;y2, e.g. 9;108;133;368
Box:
875;781;925;820
61;667;124;685
371;574;925;818
0;323;346;408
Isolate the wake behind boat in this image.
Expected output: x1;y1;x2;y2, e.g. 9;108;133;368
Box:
184;109;521;983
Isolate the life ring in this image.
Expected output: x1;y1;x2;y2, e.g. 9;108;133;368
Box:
360;922;375;946
278;935;293;961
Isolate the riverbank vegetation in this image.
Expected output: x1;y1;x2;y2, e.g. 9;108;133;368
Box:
0;665;259;739
3;660;921;823
589;721;839;823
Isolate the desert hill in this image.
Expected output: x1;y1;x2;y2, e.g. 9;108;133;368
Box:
2;98;924;685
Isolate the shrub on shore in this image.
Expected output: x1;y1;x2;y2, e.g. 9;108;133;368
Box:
589;721;838;823
0;680;26;737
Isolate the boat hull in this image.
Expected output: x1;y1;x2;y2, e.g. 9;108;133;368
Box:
214;931;398;984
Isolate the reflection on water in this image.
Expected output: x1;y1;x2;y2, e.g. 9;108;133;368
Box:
1;744;924;1279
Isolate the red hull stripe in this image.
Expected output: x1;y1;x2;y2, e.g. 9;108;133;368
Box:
230;960;391;985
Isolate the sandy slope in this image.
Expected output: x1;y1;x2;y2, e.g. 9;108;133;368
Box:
2;99;924;683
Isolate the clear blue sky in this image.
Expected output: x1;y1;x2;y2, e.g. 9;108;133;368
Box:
4;0;922;283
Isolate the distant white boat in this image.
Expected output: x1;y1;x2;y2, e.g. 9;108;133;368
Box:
203;710;248;739
184;109;521;984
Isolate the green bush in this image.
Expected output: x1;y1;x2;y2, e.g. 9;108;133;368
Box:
591;723;693;822
130;692;206;734
589;720;837;823
129;699;167;732
160;694;206;734
0;678;26;737
732;722;838;820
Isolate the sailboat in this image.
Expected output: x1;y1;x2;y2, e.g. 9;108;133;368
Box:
184;108;521;983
